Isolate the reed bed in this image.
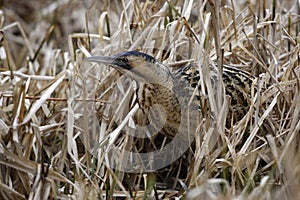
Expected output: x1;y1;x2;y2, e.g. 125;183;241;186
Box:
0;0;299;199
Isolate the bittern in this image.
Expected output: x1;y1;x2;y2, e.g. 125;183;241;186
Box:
86;51;254;140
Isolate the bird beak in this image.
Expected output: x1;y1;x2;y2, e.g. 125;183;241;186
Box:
85;55;116;65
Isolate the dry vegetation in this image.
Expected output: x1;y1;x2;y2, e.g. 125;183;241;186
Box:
0;0;300;199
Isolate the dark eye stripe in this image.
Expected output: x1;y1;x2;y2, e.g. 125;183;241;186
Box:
113;57;132;70
121;57;128;63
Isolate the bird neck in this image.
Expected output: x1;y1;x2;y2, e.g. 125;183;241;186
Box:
132;61;174;90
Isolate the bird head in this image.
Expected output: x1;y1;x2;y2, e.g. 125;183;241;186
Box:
85;51;173;88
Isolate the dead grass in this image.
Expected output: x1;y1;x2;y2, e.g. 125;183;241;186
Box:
0;0;300;199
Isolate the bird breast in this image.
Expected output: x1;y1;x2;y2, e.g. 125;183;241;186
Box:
136;83;182;138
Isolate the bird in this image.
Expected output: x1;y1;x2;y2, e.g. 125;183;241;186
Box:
85;51;254;141
85;51;256;188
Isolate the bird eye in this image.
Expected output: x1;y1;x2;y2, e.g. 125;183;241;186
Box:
121;57;128;63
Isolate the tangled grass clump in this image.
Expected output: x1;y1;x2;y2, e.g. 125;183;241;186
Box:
0;0;300;199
